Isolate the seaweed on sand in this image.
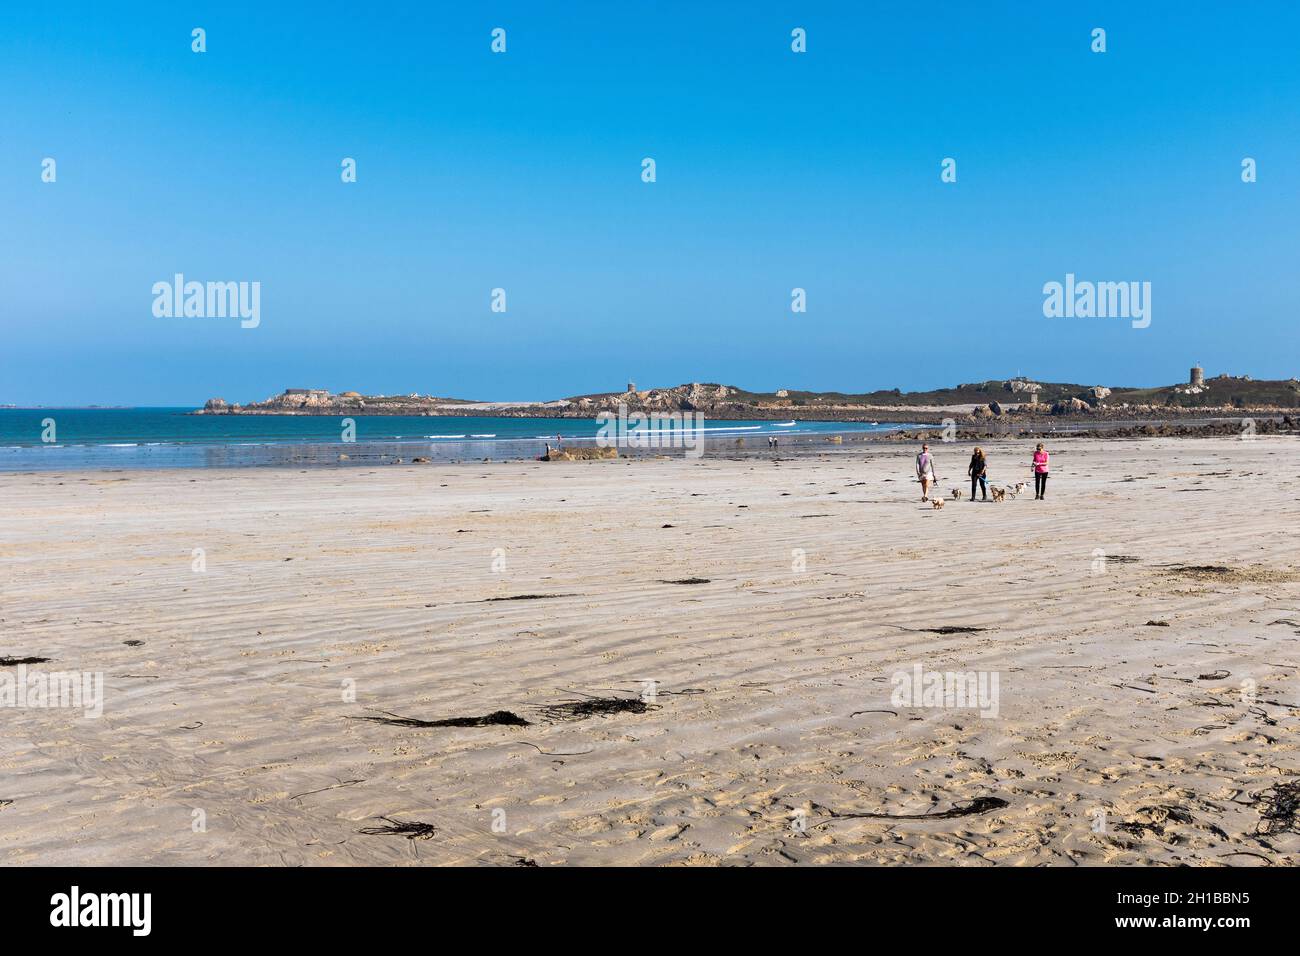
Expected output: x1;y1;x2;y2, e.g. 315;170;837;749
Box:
538;696;655;721
358;817;437;840
823;796;1008;821
349;710;531;728
0;656;51;667
1164;565;1300;584
1253;781;1300;836
1113;805;1195;837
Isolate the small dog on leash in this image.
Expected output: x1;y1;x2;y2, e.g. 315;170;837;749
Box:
991;487;1006;503
950;488;963;500
932;497;945;510
1013;482;1027;497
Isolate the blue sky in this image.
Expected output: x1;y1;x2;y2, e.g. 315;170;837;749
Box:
2;2;1297;405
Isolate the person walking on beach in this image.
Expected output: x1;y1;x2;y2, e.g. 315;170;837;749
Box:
1031;442;1050;499
916;443;938;501
968;446;989;501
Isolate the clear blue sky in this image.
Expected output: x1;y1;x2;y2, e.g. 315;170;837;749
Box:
2;2;1297;405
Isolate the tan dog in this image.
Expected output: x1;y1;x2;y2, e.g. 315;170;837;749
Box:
932;497;945;510
991;487;1006;503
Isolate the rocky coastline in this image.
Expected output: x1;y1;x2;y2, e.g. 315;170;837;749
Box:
195;376;1300;429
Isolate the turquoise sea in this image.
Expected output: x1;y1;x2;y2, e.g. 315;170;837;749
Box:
0;408;911;471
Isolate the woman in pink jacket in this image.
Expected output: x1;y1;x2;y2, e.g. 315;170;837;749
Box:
1031;443;1050;499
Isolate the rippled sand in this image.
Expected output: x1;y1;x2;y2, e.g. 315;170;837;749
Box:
2;436;1298;865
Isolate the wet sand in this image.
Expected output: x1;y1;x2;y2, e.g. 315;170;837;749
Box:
1;436;1298;865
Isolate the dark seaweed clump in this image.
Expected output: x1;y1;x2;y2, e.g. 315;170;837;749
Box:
350;710;530;728
539;697;653;721
359;817;437;840
0;656;51;667
1254;781;1300;836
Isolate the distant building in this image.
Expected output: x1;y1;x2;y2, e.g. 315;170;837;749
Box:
627;381;636;393
1190;365;1204;387
285;388;330;397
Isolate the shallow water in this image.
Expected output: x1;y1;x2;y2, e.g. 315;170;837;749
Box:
0;408;911;470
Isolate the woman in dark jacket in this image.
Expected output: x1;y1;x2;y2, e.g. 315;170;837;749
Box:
968;447;989;501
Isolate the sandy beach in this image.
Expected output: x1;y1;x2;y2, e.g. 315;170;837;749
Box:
2;436;1298;866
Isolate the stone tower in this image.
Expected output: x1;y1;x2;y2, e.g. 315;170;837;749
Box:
1190;365;1204;387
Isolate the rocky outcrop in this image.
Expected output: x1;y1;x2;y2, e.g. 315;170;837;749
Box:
1005;379;1044;395
1051;397;1092;415
542;446;618;461
578;382;738;413
1089;386;1112;401
261;389;339;411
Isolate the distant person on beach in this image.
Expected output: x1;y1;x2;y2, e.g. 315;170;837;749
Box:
1032;442;1050;499
968;446;989;501
915;443;938;501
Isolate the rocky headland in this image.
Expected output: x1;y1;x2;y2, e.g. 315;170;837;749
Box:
196;374;1300;429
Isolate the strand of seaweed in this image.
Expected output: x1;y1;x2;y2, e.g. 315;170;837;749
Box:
347;710;531;728
880;624;986;635
809;796;1008;824
346;692;660;731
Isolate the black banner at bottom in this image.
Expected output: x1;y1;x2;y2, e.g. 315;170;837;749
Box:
0;864;1277;941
